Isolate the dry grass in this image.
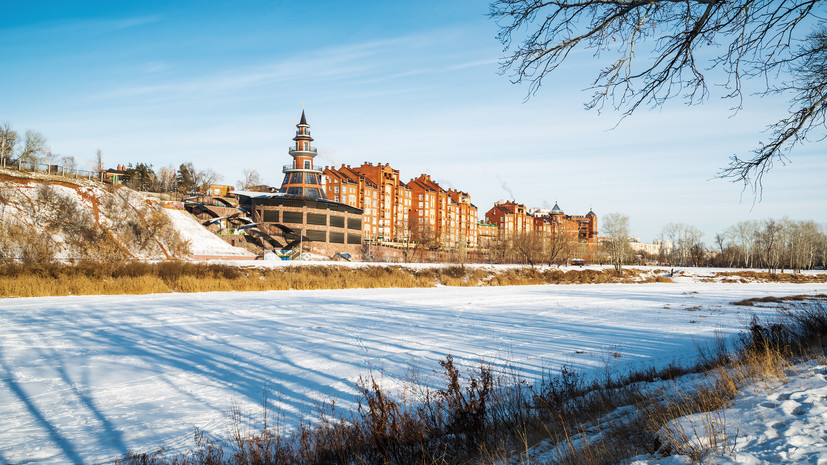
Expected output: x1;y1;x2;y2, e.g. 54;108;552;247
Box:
731;293;827;306
0;263;670;298
0;262;439;297
710;270;827;283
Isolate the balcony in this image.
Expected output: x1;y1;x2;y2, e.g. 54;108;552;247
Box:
288;146;317;154
283;164;323;173
295;130;314;138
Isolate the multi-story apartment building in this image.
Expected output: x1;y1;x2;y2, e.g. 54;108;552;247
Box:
323;165;476;246
477;221;498;248
348;163;412;241
486;201;597;244
484;201;534;240
323;163;413;241
323;165;380;239
407;174;478;247
447;189;479;247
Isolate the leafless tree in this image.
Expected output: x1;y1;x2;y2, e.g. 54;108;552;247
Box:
817;224;827;268
155;165;178;193
783;219;821;272
94;149;105;179
661;223;704;266
727;220;760;268
18;130;47;166
545;229;578;266
60;155;76;172
237;168;261;190
602;212;630;272
512;231;544;266
0;122;16;165
491;0;826;192
757;219;786;273
400;220;439;263
197;168;222;193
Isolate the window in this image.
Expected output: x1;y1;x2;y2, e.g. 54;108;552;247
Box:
304;173;318;184
304;160;311;169
334;195;339;201
333;186;339;193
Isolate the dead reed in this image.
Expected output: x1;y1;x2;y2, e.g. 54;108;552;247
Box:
0;263;667;298
710;270;827;283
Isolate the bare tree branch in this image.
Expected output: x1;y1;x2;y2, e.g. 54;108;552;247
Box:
491;0;827;191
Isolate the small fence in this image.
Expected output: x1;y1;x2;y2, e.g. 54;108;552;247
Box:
1;158;99;180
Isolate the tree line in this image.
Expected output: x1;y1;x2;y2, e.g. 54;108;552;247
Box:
0;122;261;194
603;214;827;273
0;122;79;170
116;161;223;194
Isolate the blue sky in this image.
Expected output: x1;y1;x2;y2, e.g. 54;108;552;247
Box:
3;1;825;242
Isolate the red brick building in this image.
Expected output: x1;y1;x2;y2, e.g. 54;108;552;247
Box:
484;201;534;240
407;174;478;247
485;201;597;244
323;165;381;238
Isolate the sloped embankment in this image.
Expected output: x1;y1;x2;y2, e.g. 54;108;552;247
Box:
0;170;190;261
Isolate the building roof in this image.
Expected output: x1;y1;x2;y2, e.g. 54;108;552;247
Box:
232;190;285;199
299;110;308;125
551;203;564;214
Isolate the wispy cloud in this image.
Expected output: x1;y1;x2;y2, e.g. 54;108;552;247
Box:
95;26;489;104
0;14;161;36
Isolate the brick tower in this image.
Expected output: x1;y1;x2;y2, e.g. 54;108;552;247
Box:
280;110;326;199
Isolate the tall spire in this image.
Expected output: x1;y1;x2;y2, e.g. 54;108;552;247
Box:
280;110;326;200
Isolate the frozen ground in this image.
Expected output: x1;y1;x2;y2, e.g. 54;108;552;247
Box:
1;281;825;464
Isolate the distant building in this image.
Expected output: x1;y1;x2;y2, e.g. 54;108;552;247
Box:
485;201;597;244
628;238;673;256
208;184;234;197
104;165;127;184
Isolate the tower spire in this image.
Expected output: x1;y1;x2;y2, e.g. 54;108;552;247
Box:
279;110;326;199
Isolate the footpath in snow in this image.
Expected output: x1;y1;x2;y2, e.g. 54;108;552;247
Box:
0;281;825;463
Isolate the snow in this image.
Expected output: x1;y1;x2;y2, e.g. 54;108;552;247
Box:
1;280;825;463
631;361;827;464
164;209;254;257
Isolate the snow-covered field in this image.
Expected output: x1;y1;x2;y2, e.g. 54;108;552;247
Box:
1;281;825;464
